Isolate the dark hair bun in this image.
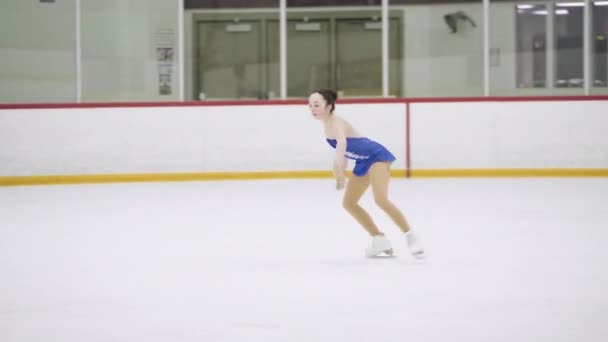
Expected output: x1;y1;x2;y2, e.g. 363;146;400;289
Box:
312;88;338;112
330;90;338;101
315;88;337;101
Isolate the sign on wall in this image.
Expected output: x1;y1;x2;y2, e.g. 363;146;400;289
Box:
155;29;175;95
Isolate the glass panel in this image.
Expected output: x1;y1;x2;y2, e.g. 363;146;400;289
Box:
492;2;548;94
196;20;262;100
187;6;278;100
388;17;403;98
277;7;402;98
267;18;331;98
336;18;384;97
554;2;584;88
404;2;483;97
334;16;401;97
81;0;180;102
490;1;587;96
516;4;547;89
0;0;76;103
593;1;608;92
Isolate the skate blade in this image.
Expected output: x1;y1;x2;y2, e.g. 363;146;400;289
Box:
367;254;398;259
411;250;425;259
366;249;396;258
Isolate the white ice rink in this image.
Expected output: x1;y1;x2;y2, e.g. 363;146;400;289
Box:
1;177;607;342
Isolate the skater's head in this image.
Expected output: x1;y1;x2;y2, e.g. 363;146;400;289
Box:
309;89;337;120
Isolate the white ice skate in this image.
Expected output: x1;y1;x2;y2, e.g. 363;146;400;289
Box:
365;234;394;257
405;230;424;258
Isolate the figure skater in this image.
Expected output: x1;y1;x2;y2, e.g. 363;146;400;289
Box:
309;89;424;258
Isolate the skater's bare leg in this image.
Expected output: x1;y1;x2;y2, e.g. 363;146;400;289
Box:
369;162;412;233
342;172;382;236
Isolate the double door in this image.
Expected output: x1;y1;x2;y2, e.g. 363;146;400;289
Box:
194;12;402;99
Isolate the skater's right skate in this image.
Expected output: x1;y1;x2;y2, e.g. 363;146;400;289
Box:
365;234;393;257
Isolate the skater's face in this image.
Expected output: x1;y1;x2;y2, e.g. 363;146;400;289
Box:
308;93;332;120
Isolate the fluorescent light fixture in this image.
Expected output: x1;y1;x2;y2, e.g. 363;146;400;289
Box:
594;1;608;5
556;2;584;7
533;10;548;15
517;4;534;9
555;9;570;14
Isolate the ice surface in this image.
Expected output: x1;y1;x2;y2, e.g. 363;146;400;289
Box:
1;178;607;342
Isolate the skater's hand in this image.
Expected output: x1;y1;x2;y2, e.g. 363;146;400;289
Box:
336;176;346;190
332;161;346;191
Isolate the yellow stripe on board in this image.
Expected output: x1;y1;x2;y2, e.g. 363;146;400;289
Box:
0;168;606;186
0;170;407;186
0;171;331;186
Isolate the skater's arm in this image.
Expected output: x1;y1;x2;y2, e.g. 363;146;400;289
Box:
332;122;347;189
332;122;347;170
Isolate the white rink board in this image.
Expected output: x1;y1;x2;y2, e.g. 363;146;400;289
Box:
0;103;406;176
410;101;608;169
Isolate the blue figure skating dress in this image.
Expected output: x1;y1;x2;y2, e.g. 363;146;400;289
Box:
326;137;396;177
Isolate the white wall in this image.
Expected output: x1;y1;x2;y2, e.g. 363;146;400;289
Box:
0;0;76;103
1;101;606;177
